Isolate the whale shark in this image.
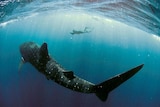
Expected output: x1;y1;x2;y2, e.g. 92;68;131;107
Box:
19;42;144;101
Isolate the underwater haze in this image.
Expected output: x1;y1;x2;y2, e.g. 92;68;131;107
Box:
0;0;160;107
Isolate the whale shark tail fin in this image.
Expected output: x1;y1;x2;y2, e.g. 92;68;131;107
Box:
95;64;144;101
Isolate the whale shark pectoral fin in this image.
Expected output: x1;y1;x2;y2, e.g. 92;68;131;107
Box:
18;57;25;72
63;71;75;80
39;43;50;63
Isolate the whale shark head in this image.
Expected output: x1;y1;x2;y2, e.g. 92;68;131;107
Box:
20;42;39;62
20;42;50;64
19;42;51;72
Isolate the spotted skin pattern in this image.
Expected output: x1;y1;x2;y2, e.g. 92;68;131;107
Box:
20;42;95;93
20;42;144;101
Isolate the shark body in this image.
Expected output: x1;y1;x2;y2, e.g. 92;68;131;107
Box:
19;42;144;101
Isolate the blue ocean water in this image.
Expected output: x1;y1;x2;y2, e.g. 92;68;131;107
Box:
0;0;160;107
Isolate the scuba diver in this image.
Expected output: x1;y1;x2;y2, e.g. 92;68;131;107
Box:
70;27;93;35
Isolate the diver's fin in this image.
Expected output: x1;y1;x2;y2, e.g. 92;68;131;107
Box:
63;71;75;80
70;32;74;35
95;64;144;101
39;43;50;63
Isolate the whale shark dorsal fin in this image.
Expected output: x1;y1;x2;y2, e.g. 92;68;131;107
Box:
40;43;49;56
39;43;50;63
63;71;75;80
